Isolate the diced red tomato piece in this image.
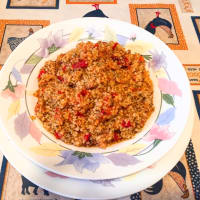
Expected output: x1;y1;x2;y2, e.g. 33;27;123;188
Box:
101;109;107;115
104;96;110;102
122;120;131;128
122;120;126;127
117;60;121;65
94;43;99;48
126;121;131;127
114;132;119;141
111;56;117;61
62;65;67;72
111;92;118;97
72;60;88;69
124;57;129;63
76;111;84;117
132;88;137;92
58;90;64;94
55;107;60;113
112;42;118;50
54;132;61;139
79;89;88;97
101;108;111;115
68;113;71;121
84;133;91;142
57;76;64;82
38;69;46;79
139;56;144;62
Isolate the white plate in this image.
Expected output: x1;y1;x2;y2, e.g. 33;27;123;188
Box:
0;18;191;180
0;98;194;200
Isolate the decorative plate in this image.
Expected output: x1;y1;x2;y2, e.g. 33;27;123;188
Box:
0;101;193;199
0;18;191;180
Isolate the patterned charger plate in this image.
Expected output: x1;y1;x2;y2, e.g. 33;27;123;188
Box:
0;18;191;180
0;97;194;199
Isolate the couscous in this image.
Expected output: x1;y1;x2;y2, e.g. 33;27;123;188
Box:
34;41;154;148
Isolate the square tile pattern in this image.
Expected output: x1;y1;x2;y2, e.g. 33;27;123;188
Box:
0;20;49;69
129;4;188;50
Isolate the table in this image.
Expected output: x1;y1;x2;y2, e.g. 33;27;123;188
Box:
0;0;200;199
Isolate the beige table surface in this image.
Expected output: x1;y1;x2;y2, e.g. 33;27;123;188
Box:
0;0;200;199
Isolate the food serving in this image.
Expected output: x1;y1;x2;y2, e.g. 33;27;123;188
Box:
34;41;154;148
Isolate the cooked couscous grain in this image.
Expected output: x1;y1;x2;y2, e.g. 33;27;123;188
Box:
34;41;154;148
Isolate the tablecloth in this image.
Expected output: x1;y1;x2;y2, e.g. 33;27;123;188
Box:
0;0;200;199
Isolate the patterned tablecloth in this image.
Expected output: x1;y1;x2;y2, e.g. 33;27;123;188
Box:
0;0;200;199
